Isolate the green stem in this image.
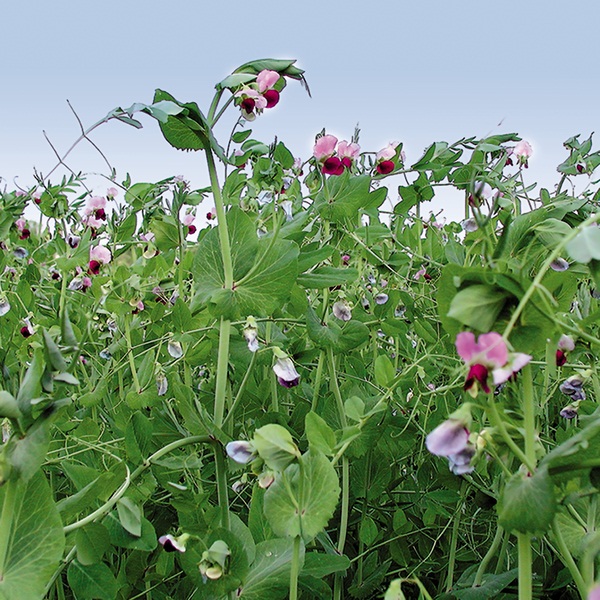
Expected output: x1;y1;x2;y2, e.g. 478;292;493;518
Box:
214;318;231;428
522;365;537;469
124;317;141;393
64;436;212;533
445;482;466;592
473;526;504;587
289;535;302;600
311;350;325;411
486;396;535;473
214;446;230;530
223;351;257;430
328;347;349;600
517;532;532;600
551;519;587;597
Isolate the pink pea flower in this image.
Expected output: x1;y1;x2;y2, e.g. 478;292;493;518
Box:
375;142;401;175
15;218;30;240
456;332;531;396
337;140;360;169
513;140;533;168
313;135;338;161
589;584;600;600
83;196;108;228
106;187;118;199
89;245;112;275
556;334;575;367
181;211;197;235
256;70;281;108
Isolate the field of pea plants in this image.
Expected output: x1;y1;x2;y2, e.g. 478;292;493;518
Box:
1;59;600;600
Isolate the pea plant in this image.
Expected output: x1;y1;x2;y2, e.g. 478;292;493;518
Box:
2;58;600;600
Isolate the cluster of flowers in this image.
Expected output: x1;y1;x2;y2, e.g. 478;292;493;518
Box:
235;70;282;121
312;137;404;176
426;332;532;474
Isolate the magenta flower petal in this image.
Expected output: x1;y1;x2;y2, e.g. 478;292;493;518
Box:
376;160;394;175
263;89;280;108
465;363;490;394
322;156;344;175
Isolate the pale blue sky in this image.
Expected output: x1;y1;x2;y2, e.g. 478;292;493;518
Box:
3;0;599;220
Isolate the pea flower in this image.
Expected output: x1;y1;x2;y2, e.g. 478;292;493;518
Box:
226;440;256;464
242;317;259;352
375;142;402;174
426;414;470;457
235;87;268;121
556;334;575;367
83;196;108;229
560;374;586;401
106;187;118;199
181;211;196;235
333;300;352;322
337;140;360;169
560;402;580;419
256;69;281;107
89;245;112;275
272;349;300;388
158;533;189;553
589;584;600;600
313;135;360;175
456;332;531;397
15;218;30;240
513;140;533;168
550;257;570;272
199;540;230;582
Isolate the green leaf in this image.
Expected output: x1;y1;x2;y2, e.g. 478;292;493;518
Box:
306;307;370;353
497;467;556;534
75;523;111;565
253;424;300;472
104;511;157;551
239;538;302;600
264;448;340;542
566;225;600;263
0;391;21;419
151;217;180;251
445;568;519;599
447;285;510;332
297;267;358;288
302;552;350;577
314;174;374;222
374;354;395;387
66;561;118;600
305;412;336;455
16;349;44;419
116;497;142;537
0;473;65;600
8;417;51;482
193;207;299;318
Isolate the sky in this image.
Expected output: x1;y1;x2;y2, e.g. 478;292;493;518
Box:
2;0;599;222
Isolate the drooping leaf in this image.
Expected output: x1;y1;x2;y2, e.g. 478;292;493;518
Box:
0;473;65;600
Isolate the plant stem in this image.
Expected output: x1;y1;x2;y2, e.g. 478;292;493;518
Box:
445;481;466;592
551;519;587;598
486;396;535;473
289;535;302;600
473;525;504;586
311;350;325;412
517;533;532;600
123;317;141;394
328;347;349;600
522;365;536;469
